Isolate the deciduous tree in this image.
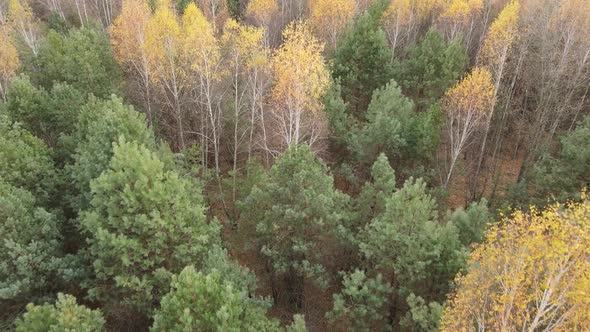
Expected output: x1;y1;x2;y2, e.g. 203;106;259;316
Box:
110;0;155;126
246;0;279;47
7;0;40;56
441;199;590;331
442;67;493;187
308;0;356;50
0;24;19;101
270;21;330;150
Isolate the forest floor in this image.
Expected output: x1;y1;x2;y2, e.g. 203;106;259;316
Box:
446;144;525;208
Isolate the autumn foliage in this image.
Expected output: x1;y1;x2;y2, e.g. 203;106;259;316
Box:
442;197;590;331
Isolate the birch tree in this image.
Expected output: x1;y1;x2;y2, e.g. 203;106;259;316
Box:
442;67;494;187
0;24;20;101
309;0;356;50
182;2;222;175
145;0;188;150
469;0;520;199
441;199;590;331
270;21;330;151
110;0;154;126
7;0;40;56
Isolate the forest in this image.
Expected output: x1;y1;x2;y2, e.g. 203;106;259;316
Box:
0;0;589;330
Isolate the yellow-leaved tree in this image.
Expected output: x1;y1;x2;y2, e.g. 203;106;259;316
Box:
7;0;39;56
145;0;188;150
441;197;590;331
196;0;228;32
308;0;356;50
0;23;20;101
222;19;269;198
469;0;520;198
382;0;414;57
438;0;483;45
270;21;329;150
182;2;223;176
443;67;494;187
110;0;154;125
246;0;279;47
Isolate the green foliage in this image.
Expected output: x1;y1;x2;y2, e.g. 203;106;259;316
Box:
0;181;63;311
349;80;441;168
4;76;84;145
151;266;279;332
326;270;392;331
447;199;491;246
65;96;154;211
353;154;396;229
227;0;241;19
238;145;351;307
394;30;467;110
399;293;443;332
26;27;121;98
201;246;259;295
80;140;220;316
286;315;307;332
323;81;350;159
332;6;393;115
531;115;590;202
0;115;58;206
15;293;105;332
360;177;466;301
175;0;191;14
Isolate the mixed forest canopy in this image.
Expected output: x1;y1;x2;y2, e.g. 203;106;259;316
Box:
1;0;589;330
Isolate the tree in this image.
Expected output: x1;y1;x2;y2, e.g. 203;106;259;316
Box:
196;0;229;31
151;266;280;331
28;27;121;98
353;153;397;227
80;140;220;317
0;114;58;206
469;0;520;199
110;0;155;126
0;181;64;320
270;21;330;150
332;6;393;115
438;0;484;45
446;198;490;246
221;19;268;197
441;199;590;331
238;145;350;309
442;67;494;187
349;79;440;170
145;0;184;147
381;0;413;57
7;0;40;56
359;177;466;327
395;29;467;110
308;0;356;50
182;3;223;174
65;96;154;211
530;115;590;203
246;0;279;47
4;76;84;146
361;177;466;295
0;23;20;101
326;270;392;331
15;293;105;332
